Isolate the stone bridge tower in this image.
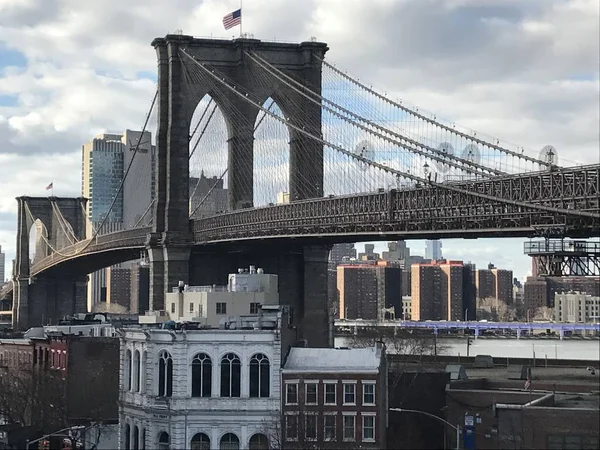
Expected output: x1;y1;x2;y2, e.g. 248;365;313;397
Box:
148;34;331;346
13;196;87;329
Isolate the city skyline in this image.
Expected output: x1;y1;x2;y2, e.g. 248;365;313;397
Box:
1;0;599;280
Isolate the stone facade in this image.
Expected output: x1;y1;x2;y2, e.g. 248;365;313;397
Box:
119;308;295;450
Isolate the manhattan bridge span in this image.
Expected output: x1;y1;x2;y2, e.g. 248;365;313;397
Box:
2;35;598;347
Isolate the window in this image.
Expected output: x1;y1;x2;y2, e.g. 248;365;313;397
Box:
158;351;173;397
343;415;355;441
250;302;261;314
305;414;317;440
189;302;195;313
124;424;131;450
248;433;269;450
220;353;241;397
158;432;169;450
325;382;337;404
362;415;375;441
219;433;239;450
285;414;298;441
132;426;140;450
133;350;140;392
216;302;227;314
190;433;210;450
343;382;356;405
285;382;298;404
191;353;212;397
170;303;175;313
324;414;336;441
124;349;132;391
362;382;375;405
141;428;146;450
249;353;270;398
305;382;318;404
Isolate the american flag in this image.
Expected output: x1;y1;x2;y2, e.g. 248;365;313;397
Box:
222;9;241;30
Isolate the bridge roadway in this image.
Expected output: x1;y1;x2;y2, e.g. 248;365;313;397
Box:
4;164;599;292
335;319;600;339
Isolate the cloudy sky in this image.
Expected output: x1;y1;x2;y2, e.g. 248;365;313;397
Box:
0;0;599;281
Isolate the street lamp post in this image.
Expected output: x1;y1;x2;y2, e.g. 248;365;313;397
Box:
390;407;461;449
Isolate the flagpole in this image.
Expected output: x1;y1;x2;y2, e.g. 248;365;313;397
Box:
240;0;243;37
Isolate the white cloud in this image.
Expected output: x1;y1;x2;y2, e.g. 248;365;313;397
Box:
0;0;598;280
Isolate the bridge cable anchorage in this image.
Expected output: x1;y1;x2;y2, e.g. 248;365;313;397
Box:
27;88;159;259
315;56;551;168
189;99;277;218
247;51;502;178
49;200;77;245
179;49;600;220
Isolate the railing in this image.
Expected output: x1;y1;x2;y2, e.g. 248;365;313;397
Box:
525;239;600;255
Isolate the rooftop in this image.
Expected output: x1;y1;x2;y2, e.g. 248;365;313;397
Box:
284;346;383;373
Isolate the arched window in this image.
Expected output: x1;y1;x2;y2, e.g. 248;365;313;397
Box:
249;353;270;398
141;428;146;450
140;351;147;393
133;350;140;392
125;349;132;391
158;351;173;397
124;424;131;450
191;353;212;397
191;432;211;450
220;433;240;450
220;353;241;397
158;432;169;450
132;425;139;450
249;433;269;450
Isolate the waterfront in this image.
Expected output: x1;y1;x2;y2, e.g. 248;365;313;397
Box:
335;336;600;361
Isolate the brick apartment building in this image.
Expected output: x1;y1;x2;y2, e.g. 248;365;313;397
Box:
281;345;388;449
0;327;119;448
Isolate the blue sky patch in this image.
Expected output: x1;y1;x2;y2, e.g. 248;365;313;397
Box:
0;45;27;68
0;94;18;107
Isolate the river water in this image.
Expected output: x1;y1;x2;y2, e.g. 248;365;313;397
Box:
334;336;600;361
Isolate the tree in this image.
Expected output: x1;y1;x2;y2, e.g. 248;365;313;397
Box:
0;364;68;434
92;302;128;314
532;306;554;322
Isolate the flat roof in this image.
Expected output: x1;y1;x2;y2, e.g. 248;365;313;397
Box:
283;346;382;373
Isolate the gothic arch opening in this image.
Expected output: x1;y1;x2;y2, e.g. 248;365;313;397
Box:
188;94;229;219
28;219;48;263
253;98;290;207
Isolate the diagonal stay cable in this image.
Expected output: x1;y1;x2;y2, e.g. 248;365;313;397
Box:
317;56;549;167
189;98;277;217
180;49;599;220
248;51;501;177
31;88;158;258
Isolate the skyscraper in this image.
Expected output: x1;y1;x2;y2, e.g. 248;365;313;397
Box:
81;130;154;311
0;245;5;283
425;240;442;261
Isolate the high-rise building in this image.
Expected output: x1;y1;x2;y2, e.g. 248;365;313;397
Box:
475;268;495;300
189;171;228;218
82;130;154;311
0;245;5;283
524;276;600;312
358;243;380;261
554;292;600;323
329;243;356;262
411;260;466;321
462;263;477;321
425;240;442;261
491;268;514;305
337;262;402;320
382;241;410;263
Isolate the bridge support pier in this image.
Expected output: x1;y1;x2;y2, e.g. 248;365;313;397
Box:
147;233;192;311
188;242;331;347
13;274;88;328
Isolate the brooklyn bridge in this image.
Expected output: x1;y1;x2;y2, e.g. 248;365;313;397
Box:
2;35;599;347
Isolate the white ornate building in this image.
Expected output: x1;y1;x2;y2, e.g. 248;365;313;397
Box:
118;306;296;450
